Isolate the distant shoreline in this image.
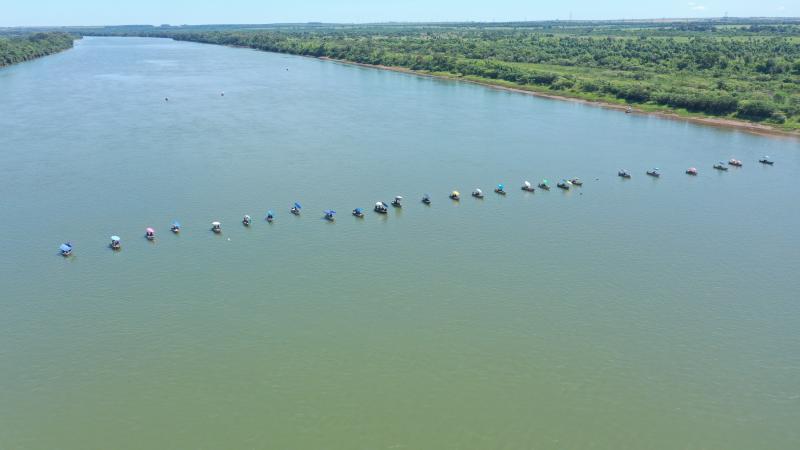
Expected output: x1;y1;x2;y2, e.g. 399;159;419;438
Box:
316;57;800;140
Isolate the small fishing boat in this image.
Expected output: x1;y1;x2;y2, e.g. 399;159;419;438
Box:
472;188;484;198
521;181;535;192
375;202;389;213
618;170;631;178
728;158;743;167
110;236;121;250
170;221;181;233
557;179;571;190
145;227;156;240
759;156;774;165
211;221;222;233
714;162;729;171
494;184;506;195
265;210;275;223
242;215;251;226
60;242;73;256
290;202;301;215
570;178;583;186
538;180;550;190
323;210;336;222
352;208;365;218
646;168;661;177
422;194;432;205
391;196;403;207
450;190;461;201
686;167;698;175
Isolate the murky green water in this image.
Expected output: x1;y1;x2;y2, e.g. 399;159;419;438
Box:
1;37;799;449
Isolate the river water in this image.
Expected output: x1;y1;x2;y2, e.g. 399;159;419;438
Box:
1;36;799;449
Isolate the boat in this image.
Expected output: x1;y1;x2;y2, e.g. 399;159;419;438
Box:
450;190;461;201
714;162;729;171
557;179;571;190
759;156;774;165
570;178;583;186
211;221;222;233
472;188;484;198
110;236;121;250
352;208;365;218
170;221;181;233
686;167;698;175
618;170;631;178
265;210;275;223
374;201;389;213
145;227;156;240
728;158;743;167
290;202;302;215
422;194;432;205
494;184;506;195
242;215;251;226
59;242;73;256
521;181;535;192
646;168;661;177
391;196;403;207
323;210;336;221
538;180;550;190
625;106;633;114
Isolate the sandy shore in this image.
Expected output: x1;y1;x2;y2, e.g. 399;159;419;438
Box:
319;57;800;140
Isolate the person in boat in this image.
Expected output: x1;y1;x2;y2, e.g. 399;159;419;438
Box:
290;202;301;215
759;156;774;165
557;180;570;189
266;211;275;222
146;228;156;240
686;167;698;175
324;210;336;221
495;184;506;194
450;191;460;200
472;188;483;198
375;202;388;213
538;180;550;190
521;181;534;192
422;194;432;204
618;170;631;178
243;215;251;226
646;168;660;177
570;178;582;186
60;242;73;256
211;222;222;233
352;208;364;217
391;196;403;207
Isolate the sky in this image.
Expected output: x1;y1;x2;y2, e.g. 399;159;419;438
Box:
1;0;797;27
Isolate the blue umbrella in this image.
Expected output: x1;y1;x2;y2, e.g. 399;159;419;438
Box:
294;202;302;210
354;208;363;213
324;210;336;215
59;243;72;252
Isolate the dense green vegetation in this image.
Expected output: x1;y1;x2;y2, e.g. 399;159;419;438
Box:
96;21;797;131
0;32;76;67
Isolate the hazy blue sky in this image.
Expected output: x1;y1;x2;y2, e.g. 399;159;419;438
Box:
2;0;796;27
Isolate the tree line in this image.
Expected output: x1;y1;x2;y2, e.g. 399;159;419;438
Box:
0;32;76;67
83;23;800;129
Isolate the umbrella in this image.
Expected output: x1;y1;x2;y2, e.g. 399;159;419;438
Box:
111;236;120;241
294;202;302;209
59;243;72;252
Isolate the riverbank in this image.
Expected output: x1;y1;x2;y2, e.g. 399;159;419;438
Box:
0;32;77;68
319;57;800;139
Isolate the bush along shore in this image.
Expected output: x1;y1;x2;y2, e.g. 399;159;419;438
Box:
0;32;77;67
106;22;800;133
